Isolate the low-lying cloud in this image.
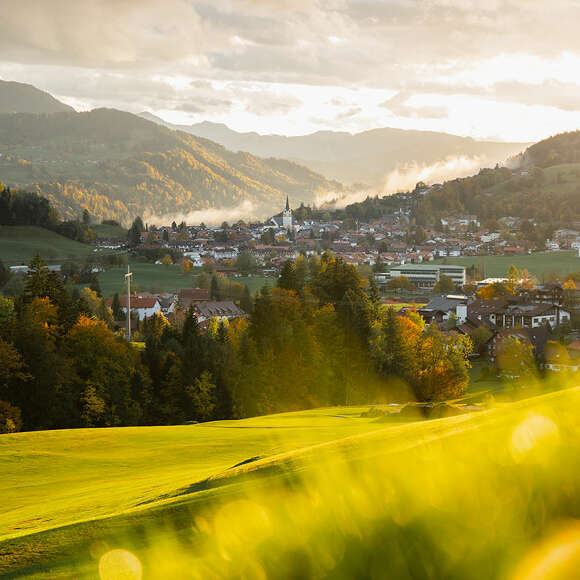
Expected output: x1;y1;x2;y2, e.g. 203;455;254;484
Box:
144;200;258;226
382;156;488;194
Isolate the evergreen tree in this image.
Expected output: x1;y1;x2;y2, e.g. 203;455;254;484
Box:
240;285;253;314
278;260;297;292
111;292;124;320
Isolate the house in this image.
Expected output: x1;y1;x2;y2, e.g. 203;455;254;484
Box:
194;301;248;324
488;326;552;371
178;288;211;310
544;340;580;372
468;298;570;329
418;295;469;324
107;293;161;321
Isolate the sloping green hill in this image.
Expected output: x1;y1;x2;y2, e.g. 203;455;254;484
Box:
0;109;344;224
0;225;92;264
2;388;580;579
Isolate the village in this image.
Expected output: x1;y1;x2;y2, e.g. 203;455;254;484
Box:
81;194;580;380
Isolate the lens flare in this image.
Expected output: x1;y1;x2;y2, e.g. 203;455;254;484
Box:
99;549;143;580
510;413;560;464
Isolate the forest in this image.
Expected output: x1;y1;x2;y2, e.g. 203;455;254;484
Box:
0;253;472;433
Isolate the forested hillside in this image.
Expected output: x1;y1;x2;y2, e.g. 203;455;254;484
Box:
141;114;527;187
332;131;580;228
0;80;74;114
0;109;344;224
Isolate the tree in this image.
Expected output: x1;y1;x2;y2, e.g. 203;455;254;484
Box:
414;325;472;401
506;264;520;291
0;400;22;434
111;292;124;320
211;275;221;300
240;285;253;314
82;208;90;225
0;296;15;327
0;258;10;288
128;216;145;247
236;250;257;276
278;260;298;292
434;274;455;294
385;275;414;292
496;336;536;379
187;370;216;422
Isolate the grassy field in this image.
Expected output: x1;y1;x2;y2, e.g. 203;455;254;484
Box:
90;223;128;239
98;265;272;297
98;263;197;296
229;275;273;295
432;251;579;279
0;226;92;265
2;385;580;579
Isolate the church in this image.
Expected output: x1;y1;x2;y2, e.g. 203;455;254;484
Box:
269;196;294;231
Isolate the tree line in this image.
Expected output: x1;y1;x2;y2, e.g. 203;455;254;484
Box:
0;253;473;433
0;183;95;243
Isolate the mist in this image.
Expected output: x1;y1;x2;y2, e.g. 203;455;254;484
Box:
382;155;489;194
143;200;258;226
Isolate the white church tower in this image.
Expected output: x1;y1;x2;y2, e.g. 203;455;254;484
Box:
282;196;293;229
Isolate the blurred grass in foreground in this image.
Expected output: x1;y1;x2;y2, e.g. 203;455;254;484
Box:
2;384;580;579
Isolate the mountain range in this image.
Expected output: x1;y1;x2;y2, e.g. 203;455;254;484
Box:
0;80;74;115
0;79;532;224
139;112;528;187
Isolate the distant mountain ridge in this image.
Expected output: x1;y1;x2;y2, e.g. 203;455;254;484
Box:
139;113;529;187
0;80;74;114
0;108;344;224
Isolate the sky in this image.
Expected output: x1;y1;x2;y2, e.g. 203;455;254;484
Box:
2;0;580;142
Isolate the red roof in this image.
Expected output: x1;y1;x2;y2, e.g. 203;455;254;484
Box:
107;294;159;309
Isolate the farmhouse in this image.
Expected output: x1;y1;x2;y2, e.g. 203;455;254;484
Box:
108;293;161;321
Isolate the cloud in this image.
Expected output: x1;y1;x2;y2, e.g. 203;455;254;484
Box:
382;156;488;194
314;189;373;209
144;200;258;226
381;92;448;119
3;1;580;140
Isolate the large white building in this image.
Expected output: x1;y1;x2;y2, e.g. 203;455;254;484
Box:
381;264;466;289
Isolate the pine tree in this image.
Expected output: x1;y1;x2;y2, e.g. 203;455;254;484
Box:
111;292;124;320
278;260;297;292
240;285;253;314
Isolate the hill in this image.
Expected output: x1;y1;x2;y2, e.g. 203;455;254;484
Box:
0;108;345;224
140;113;527;187
1;387;579;578
0;80;74;115
0;225;92;264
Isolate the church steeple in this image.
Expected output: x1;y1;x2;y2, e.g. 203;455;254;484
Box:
285;196;290;211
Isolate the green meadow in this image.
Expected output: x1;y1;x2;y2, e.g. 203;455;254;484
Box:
2;385;580;579
432;251;579;280
97;265;272;297
0;226;92;265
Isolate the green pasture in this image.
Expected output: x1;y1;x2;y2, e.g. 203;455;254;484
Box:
433;251;579;280
98;265;272;297
90;223;128;239
2;386;580;578
0;226;92;265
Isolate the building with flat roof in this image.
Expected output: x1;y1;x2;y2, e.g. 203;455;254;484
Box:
382;264;466;289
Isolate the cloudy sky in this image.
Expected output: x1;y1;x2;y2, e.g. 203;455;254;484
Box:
2;0;580;142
